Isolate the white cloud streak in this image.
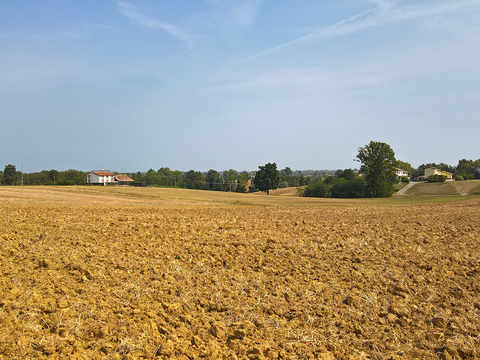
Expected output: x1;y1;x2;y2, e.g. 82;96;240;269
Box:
241;0;480;63
117;2;193;44
210;0;263;26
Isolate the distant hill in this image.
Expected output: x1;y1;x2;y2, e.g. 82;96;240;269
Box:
407;180;480;196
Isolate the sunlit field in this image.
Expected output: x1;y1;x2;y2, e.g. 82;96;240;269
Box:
1;186;479;359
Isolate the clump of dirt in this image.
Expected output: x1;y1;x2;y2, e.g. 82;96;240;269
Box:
1;199;480;359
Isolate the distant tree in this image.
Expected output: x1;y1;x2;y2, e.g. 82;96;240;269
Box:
226;169;238;179
206;169;221;191
323;176;334;184
357;141;397;197
48;169;59;184
236;174;247;193
227;174;236;192
299;174;306;186
280;167;293;176
338;169;355;181
253;162;280;195
157;167;173;186
145;169;160;185
172;170;183;187
3;164;17;185
185;170;207;190
457;159;480;177
54;169;87;185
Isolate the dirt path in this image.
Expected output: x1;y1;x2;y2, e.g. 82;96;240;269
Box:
397;181;416;195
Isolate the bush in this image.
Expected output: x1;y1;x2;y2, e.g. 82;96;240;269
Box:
455;175;464;181
474;190;480;195
278;180;289;188
400;177;410;183
467;174;475;180
330;178;366;198
304;182;330;198
427;175;447;183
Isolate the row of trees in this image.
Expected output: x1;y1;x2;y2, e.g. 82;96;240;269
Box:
2;147;478;196
0;164;333;191
128;168;253;193
0;166;89;186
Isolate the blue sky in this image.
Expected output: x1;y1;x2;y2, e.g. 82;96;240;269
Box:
1;0;479;173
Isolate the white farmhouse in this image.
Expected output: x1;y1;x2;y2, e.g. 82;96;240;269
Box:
87;170;116;185
394;167;409;178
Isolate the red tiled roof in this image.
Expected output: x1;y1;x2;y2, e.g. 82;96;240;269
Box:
92;171;115;176
115;174;134;182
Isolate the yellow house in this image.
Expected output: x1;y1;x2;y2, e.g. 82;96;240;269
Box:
424;167;453;180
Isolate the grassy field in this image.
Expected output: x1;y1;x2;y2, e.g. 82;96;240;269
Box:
0;185;477;208
407;179;480;196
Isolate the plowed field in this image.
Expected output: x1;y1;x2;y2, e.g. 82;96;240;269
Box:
1;189;480;359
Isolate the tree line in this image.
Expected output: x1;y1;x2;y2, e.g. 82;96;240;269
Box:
0;165;333;191
2;147;478;197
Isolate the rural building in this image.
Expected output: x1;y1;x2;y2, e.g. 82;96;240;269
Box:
424;167;453;180
87;170;115;185
115;174;134;185
87;171;134;185
394;168;409;178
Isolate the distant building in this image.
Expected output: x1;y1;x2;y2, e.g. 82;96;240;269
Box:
87;171;134;185
424;167;453;181
87;170;115;185
115;174;134;185
394;167;409;178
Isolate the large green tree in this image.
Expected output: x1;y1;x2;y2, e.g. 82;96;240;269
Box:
253;162;280;195
3;164;17;185
357;141;397;197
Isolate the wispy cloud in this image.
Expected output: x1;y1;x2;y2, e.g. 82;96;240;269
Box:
241;0;480;63
117;2;193;44
208;0;263;27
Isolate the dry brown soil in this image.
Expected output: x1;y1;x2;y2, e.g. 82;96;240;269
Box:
1;197;480;359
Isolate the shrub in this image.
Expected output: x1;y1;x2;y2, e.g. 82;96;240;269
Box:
400;177;410;183
330;178;366;198
467;174;475;180
427;175;447;183
304;182;330;198
474;190;480;195
455;175;464;181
